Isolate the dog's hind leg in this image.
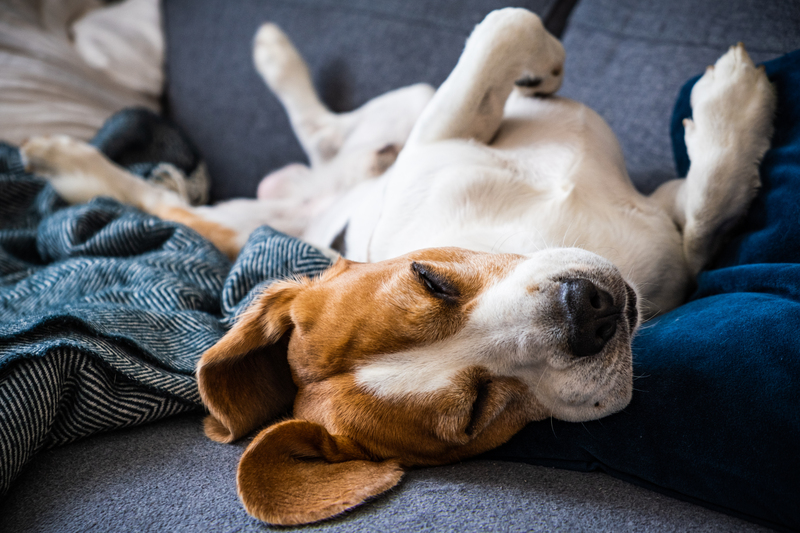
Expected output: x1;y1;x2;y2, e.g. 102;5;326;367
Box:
254;23;341;166
651;44;776;275
20;135;187;213
20;135;246;260
405;8;565;147
254;23;433;190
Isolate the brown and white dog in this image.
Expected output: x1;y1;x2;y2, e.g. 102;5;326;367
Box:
20;8;775;526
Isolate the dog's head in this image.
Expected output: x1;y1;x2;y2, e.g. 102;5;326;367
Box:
197;247;638;525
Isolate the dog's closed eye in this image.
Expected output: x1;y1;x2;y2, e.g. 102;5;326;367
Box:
411;262;460;304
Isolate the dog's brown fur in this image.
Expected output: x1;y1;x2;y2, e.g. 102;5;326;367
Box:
197;248;551;525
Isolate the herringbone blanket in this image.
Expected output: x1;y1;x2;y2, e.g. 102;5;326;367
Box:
0;135;331;495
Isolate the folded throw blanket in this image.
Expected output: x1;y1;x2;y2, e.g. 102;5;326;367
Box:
0;116;332;495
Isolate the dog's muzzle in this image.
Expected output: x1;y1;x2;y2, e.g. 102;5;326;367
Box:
560;278;625;358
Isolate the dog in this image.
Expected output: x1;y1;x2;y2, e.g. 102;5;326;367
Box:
19;8;776;526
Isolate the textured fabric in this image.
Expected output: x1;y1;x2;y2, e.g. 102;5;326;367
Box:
5;1;798;531
557;0;800;193
162;0;560;202
488;50;800;533
0;130;331;496
0;413;769;532
0;0;161;145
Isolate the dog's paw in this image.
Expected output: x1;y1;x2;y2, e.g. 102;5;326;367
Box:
20;135;120;205
680;45;777;275
20;135;99;177
514;64;563;98
513;26;565;98
687;43;776;155
253;23;309;93
469;8;565;97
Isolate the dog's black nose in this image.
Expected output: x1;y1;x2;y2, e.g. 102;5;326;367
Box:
560;279;621;358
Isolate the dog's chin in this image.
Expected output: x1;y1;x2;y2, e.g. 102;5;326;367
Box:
550;377;633;423
535;322;635;423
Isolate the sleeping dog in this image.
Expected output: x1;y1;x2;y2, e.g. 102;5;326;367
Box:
20;8;775;526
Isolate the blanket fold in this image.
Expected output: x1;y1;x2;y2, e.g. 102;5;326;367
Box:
0;117;332;495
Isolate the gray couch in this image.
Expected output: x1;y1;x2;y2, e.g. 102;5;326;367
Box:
2;0;798;531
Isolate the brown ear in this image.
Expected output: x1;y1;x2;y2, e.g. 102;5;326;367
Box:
434;367;528;446
197;280;302;443
237;419;404;526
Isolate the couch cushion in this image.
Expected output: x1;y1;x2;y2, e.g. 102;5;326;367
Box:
556;0;800;193
0;412;767;532
163;0;560;202
487;48;800;533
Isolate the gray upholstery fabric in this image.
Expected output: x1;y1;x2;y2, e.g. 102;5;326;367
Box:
0;413;769;532
163;0;559;202
557;0;800;193
4;1;797;531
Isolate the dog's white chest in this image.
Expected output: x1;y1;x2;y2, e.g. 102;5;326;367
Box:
340;99;690;315
373;141;582;252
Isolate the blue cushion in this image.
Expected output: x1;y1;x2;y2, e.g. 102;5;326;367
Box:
487;50;800;532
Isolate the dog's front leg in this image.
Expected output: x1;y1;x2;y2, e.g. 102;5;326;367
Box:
405;8;564;146
652;44;776;275
20;136;246;260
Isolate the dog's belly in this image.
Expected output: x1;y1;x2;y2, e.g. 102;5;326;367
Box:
338;97;691;315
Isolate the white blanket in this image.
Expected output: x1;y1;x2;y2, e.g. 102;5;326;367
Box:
0;0;163;144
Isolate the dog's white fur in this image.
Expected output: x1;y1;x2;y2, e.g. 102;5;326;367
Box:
21;8;775;423
254;9;774;318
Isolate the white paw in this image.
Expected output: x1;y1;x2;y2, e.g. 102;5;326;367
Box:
514;35;565;98
20;135;121;205
253;22;308;92
473;8;565;97
20;135;99;177
687;43;776;154
680;44;777;275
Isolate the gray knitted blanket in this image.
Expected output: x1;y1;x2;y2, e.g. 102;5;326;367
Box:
0;118;331;495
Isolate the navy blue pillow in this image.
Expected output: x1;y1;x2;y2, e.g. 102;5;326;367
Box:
487;50;800;532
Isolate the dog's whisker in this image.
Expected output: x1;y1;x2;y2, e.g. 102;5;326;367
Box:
625;264;637;283
559;220;575;248
520;230;543;252
492;230;528;253
534;366;550;398
530;227;550;250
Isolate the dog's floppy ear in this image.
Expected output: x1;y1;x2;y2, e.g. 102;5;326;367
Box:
237;419;404;526
197;280;302;443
